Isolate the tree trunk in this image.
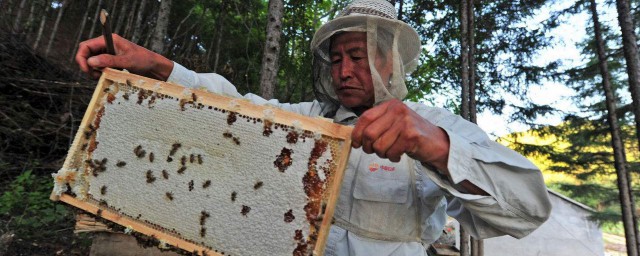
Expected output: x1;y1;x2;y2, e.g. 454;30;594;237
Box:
6;0;14;17
150;0;172;54
44;0;68;57
12;0;27;32
460;227;470;256
123;1;138;38
211;5;226;73
32;0;51;50
24;0;38;34
259;0;284;100
460;0;481;253
87;0;103;39
460;0;470;121
397;0;403;20
108;0;118;23
467;0;477;124
131;0;147;44
614;0;640;250
70;0;96;62
114;1;127;34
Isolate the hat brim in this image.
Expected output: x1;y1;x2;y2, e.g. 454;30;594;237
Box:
311;14;421;69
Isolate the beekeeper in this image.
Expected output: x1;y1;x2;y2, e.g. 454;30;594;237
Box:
76;0;551;255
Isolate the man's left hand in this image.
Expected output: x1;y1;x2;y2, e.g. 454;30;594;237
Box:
351;99;450;171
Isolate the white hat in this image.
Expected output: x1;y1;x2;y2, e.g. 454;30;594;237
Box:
310;0;421;112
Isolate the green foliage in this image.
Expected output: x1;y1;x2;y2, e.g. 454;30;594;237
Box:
0;170;73;239
405;0;560;118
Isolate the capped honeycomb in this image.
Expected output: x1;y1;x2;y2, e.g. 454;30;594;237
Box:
51;69;352;256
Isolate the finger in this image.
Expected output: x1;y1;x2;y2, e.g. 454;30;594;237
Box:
371;123;401;160
386;128;413;163
360;108;397;154
87;54;130;70
76;36;107;74
351;99;396;148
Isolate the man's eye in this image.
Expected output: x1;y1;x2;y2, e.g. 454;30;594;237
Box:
331;58;341;64
352;56;364;61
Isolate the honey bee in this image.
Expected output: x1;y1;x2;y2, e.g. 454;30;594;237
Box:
231;191;237;202
81;143;88;151
170;143;181;156
202;180;211;189
96;209;103;217
162;170;169;179
166;156;173;162
241;205;251;216
188;180;194;191
253;181;263;190
86;159;97;169
134;145;146;158
232;137;240;145
146;170;156;183
197;155;203;164
100;185;107;195
192;93;198;102
123;93;130;100
223;132;232;138
149;152;154;162
181;156;187;166
190;154;195;163
200;211;210;225
200;227;206;237
177;166;186;174
116;161;126;167
166;192;174;201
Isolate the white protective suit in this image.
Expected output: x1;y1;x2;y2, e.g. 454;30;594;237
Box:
167;62;552;256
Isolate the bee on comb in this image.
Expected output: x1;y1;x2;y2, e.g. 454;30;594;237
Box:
202;180;211;189
146;170;156;183
170;143;181;156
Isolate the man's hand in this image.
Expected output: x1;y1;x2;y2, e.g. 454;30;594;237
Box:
351;99;450;171
75;34;173;80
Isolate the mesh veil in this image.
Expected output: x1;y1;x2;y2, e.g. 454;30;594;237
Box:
310;0;421;116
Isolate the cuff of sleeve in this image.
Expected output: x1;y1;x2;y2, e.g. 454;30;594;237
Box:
416;161;491;202
441;127;474;185
167;62;197;87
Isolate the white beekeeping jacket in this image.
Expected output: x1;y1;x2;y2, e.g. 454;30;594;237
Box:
167;62;552;256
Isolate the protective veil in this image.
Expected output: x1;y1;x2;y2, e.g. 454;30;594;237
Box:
310;0;421;115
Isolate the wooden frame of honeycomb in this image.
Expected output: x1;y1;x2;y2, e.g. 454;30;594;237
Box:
50;68;352;256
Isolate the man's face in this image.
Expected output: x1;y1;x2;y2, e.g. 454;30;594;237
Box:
330;32;375;109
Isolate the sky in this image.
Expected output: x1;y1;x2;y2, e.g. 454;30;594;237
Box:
475;1;620;138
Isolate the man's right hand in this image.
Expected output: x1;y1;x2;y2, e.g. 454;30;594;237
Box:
75;34;174;81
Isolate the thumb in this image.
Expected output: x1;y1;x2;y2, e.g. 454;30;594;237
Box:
87;54;128;70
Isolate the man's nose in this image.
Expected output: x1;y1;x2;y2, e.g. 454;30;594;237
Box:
339;58;354;80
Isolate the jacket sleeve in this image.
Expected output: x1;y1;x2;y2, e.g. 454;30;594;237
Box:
167;62;323;117
412;104;551;239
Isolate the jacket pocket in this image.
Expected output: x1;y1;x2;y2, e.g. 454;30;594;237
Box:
352;160;410;204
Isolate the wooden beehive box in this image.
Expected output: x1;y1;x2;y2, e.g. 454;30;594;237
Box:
50;68;352;256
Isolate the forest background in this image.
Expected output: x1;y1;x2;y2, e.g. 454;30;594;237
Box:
0;0;639;255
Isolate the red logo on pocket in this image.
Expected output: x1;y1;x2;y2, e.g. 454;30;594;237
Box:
381;165;396;172
368;163;379;172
